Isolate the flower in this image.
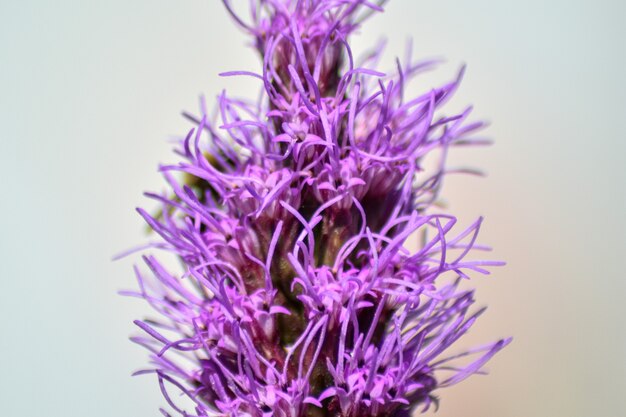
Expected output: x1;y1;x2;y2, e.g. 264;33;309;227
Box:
125;1;510;416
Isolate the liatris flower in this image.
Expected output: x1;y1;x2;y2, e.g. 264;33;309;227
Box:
125;1;510;416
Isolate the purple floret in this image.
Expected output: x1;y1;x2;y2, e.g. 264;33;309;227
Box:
126;1;510;416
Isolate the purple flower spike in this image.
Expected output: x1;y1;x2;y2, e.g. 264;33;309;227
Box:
125;1;510;416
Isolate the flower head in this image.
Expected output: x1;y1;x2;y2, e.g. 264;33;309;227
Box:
126;1;510;416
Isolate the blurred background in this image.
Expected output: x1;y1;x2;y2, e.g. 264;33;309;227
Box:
1;1;624;416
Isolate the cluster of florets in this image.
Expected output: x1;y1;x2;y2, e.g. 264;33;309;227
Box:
126;1;509;416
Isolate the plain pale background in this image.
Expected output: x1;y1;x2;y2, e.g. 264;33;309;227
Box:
1;1;624;416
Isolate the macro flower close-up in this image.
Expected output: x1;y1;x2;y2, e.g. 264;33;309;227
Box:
124;2;509;415
2;1;624;417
